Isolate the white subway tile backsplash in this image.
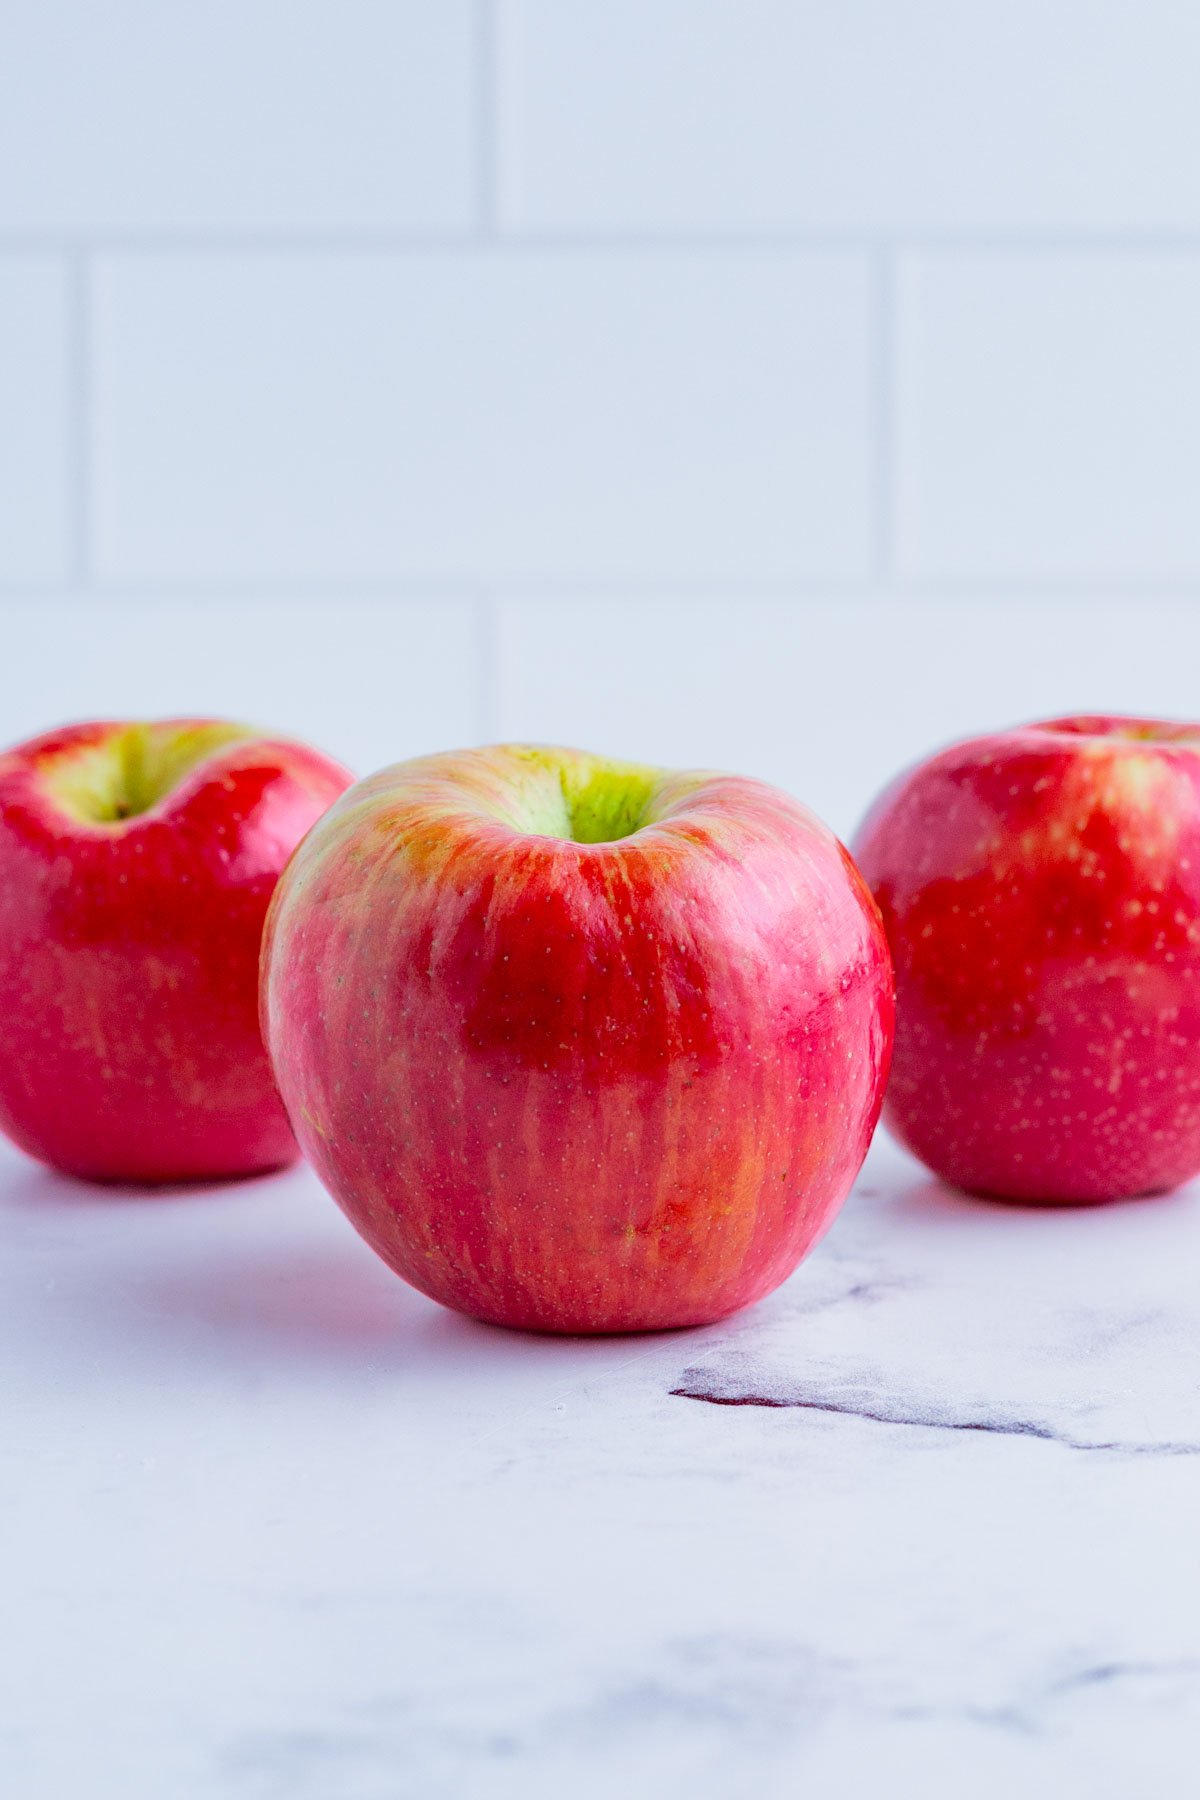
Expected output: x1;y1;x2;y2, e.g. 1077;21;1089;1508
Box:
4;0;1200;718
92;251;871;584
0;3;475;232
0;258;69;585
499;1;1200;233
897;253;1200;582
495;594;1200;839
0;597;482;775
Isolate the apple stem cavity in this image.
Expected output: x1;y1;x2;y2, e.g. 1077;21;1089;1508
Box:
41;720;254;827
502;747;665;846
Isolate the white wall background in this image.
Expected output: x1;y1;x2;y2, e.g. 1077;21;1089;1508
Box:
5;1;1200;835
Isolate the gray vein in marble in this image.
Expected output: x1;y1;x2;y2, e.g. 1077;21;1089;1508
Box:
219;1635;851;1796
217;1639;1200;1798
889;1658;1200;1738
1046;1659;1200;1694
669;1368;1200;1456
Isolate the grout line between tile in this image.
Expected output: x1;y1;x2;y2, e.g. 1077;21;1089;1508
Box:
475;593;501;742
8;230;1200;257
3;579;1200;606
66;247;91;588
871;247;895;582
474;0;499;237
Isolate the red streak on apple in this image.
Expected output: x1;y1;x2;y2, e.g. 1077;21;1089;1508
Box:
0;719;352;1183
262;745;894;1333
854;714;1200;1202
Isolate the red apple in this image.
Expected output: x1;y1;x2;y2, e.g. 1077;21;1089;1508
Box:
0;718;351;1183
261;744;894;1333
853;714;1200;1202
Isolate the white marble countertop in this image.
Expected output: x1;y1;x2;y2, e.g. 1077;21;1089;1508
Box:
4;1125;1199;1799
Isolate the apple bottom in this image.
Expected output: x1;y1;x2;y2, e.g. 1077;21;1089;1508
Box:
324;1192;849;1338
882;1035;1200;1205
0;941;303;1184
343;1215;846;1337
0;1079;300;1187
24;1148;300;1189
294;1040;884;1335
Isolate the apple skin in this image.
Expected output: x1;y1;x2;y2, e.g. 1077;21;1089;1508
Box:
261;745;894;1333
853;714;1200;1203
0;719;352;1183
